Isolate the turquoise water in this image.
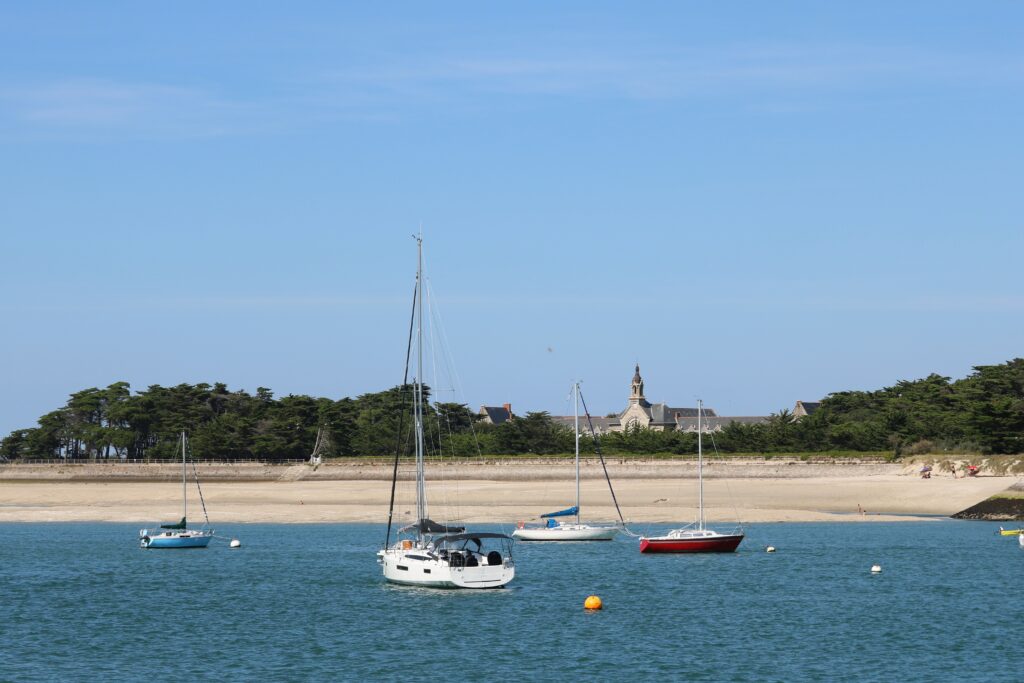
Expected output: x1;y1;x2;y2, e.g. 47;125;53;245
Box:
2;521;1022;681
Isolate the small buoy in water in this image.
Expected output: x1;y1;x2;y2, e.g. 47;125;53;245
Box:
584;595;603;610
230;539;241;548
766;546;776;553
871;564;882;573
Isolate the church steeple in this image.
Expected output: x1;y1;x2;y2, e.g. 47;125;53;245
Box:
630;363;645;404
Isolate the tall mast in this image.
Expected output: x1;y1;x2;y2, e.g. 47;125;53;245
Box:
697;400;704;531
414;235;427;534
181;431;187;524
574;382;580;524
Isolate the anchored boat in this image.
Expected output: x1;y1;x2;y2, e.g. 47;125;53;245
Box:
513;382;620;542
640;400;744;554
376;235;515;589
139;431;213;549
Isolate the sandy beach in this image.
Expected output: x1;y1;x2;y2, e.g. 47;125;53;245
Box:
1;459;1015;523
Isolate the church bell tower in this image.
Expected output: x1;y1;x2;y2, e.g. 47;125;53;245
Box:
629;364;645;405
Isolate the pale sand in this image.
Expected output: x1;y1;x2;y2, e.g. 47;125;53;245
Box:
0;474;1013;524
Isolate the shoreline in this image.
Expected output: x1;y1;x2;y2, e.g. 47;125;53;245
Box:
1;459;1015;523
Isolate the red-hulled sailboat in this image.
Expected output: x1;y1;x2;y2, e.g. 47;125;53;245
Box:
640;399;744;554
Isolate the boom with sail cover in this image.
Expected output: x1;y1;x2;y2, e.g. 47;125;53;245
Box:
403;519;465;534
160;517;187;530
541;506;579;518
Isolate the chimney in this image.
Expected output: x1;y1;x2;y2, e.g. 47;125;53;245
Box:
503;402;512;420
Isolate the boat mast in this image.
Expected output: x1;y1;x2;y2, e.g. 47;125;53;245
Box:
574;381;580;525
697;400;704;531
414;235;427;536
181;431;187;524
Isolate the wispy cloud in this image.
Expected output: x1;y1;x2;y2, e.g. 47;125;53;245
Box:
1;42;1020;140
0;294;410;314
0;79;272;140
5;290;1024;315
320;43;1024;102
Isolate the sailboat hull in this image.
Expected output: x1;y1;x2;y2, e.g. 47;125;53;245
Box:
512;524;618;541
639;533;744;554
379;548;515;589
141;532;213;549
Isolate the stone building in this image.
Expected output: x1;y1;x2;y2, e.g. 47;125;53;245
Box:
615;364;714;431
551;364;770;434
478;403;514;425
792;400;821;418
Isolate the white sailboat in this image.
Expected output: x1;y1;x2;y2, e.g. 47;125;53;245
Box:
139;431;214;549
639;400;744;553
513;382;619;541
377;236;515;589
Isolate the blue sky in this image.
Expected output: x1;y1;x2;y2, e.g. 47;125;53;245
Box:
2;2;1022;435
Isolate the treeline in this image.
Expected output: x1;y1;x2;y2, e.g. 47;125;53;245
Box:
598;358;1021;456
1;359;1022;460
0;382;479;461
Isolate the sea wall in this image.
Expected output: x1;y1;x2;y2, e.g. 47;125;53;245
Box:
0;457;903;482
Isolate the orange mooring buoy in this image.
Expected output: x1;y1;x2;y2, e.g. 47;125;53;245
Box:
584;595;603;610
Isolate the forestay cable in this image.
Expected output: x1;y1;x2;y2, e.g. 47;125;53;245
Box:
578;387;640;537
384;279;418;550
185;436;211;528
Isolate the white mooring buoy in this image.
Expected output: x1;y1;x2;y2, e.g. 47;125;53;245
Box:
229;539;241;549
871;564;882;573
766;546;776;553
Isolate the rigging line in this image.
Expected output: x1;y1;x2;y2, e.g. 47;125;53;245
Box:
427;286;459;462
705;415;745;531
185;435;211;528
578;386;638;536
424;275;484;459
423;269;479;526
384;279;419;550
423;275;458;526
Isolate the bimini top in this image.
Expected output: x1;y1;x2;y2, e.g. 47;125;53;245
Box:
431;532;513;546
402;518;466;534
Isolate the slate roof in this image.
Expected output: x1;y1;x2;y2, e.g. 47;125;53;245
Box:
647;403;719;424
551;415;619;433
478;405;513;425
795;401;821;416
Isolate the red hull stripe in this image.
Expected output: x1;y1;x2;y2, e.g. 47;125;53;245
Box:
639;535;744;553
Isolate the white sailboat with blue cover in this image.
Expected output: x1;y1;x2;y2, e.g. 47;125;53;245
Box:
513;382;620;541
139;431;213;549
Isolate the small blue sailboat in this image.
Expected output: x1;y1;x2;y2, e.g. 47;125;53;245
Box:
140;431;213;549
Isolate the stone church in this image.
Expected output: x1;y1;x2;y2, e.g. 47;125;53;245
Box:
614;364;715;431
552;364;769;434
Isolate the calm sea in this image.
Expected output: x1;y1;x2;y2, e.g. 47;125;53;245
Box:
2;521;1021;682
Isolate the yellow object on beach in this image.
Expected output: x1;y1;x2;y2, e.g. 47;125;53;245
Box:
999;528;1023;536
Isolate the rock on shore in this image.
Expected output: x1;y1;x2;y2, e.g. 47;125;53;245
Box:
952;482;1024;520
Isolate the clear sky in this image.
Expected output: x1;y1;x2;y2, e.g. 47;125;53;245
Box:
2;2;1022;436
